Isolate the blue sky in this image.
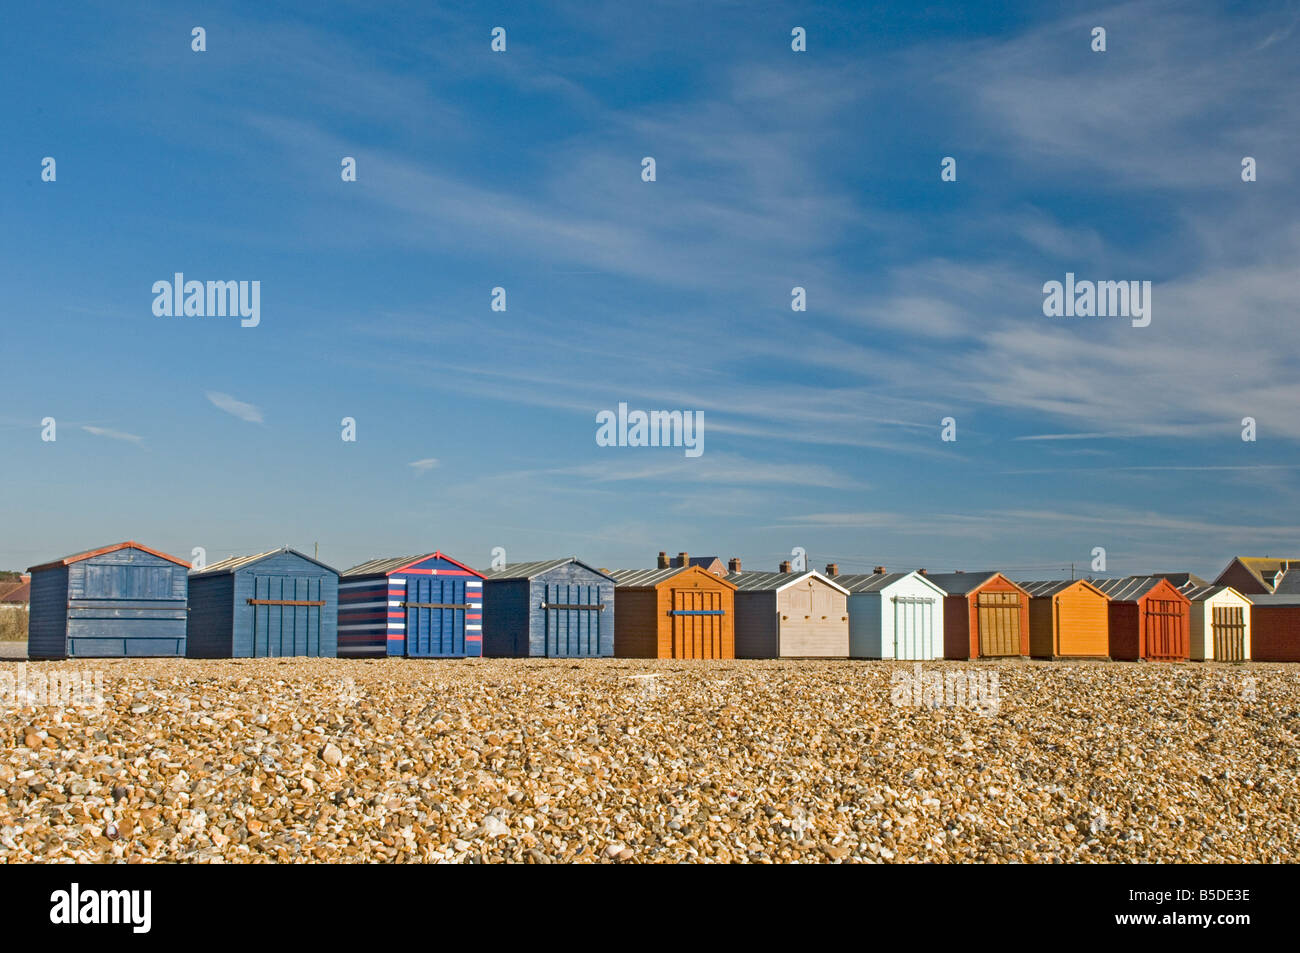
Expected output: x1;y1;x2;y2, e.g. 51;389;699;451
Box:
2;0;1298;579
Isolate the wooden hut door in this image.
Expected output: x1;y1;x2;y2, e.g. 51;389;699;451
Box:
672;588;724;659
1211;605;1246;661
893;596;935;660
1144;599;1183;660
542;582;603;657
976;591;1020;656
404;576;466;657
251;575;324;657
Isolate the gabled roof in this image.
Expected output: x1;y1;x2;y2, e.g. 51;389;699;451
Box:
1180;583;1249;604
609;565;736;589
341;551;484;579
921;571;1013;597
0;580;30;604
481;558;614;582
190;547;337;578
1018;578;1106;599
1216;557;1300;593
1090;575;1186;602
724;570;849;594
29;541;190;572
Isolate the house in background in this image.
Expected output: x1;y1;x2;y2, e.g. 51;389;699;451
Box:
655;551;726;576
0;575;30;611
1213;557;1300;595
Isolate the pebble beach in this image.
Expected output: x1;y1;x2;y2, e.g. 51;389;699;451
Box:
1;658;1296;863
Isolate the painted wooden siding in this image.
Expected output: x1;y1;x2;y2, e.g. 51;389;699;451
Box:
775;578;848;657
614;588;659;658
733;591;778;658
482;578;531;657
1251;606;1300;661
26;566;69;660
661;583;733;659
848;582;943;660
185;573;234;658
1108;582;1189;660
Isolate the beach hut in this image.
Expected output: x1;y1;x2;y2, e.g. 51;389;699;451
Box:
1091;576;1190;661
726;566;849;658
28;542;189;659
1245;594;1300;661
1213;557;1300;595
1177;583;1251;661
480;558;615;657
1019;579;1110;659
836;570;946;660
187;548;338;658
610;565;736;658
338;552;484;658
924;572;1030;659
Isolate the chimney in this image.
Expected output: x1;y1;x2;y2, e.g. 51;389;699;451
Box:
779;560;792;573
873;566;886;575
917;568;927;576
824;563;838;577
728;557;742;573
657;551;669;569
677;551;689;568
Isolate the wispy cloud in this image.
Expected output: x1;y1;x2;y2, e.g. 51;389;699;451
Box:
408;458;440;473
81;425;144;446
206;391;264;424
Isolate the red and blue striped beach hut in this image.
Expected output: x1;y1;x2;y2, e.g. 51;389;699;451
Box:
337;552;485;658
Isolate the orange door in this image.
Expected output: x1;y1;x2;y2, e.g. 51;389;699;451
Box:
672;587;725;658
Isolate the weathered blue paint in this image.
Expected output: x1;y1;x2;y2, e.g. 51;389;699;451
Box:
187;548;338;658
481;559;615;657
27;543;189;659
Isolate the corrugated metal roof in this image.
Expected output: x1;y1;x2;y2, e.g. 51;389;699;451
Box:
1158;572;1209;589
723;570;848;593
191;547;334;578
342;555;426;577
480;558;613;581
609;567;692;587
835;572;912;593
1179;584;1242;603
921;571;1003;596
1018;579;1080;598
1090;575;1178;602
